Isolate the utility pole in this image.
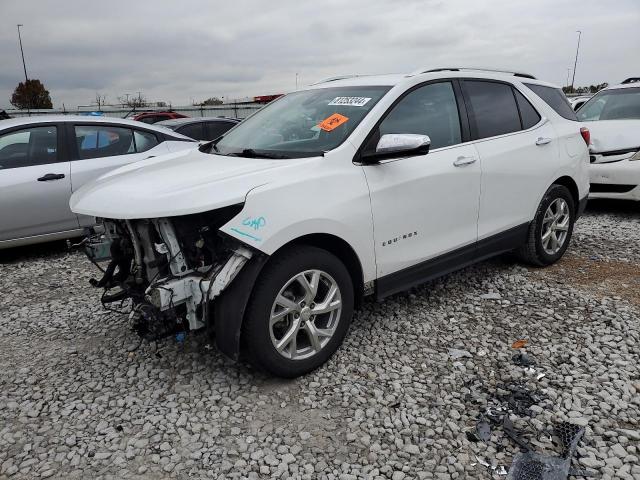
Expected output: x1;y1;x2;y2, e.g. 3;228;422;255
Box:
16;24;30;114
570;30;581;93
16;24;28;83
566;68;571;89
295;73;299;90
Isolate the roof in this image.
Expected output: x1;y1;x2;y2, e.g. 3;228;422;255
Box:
305;68;559;91
156;116;241;127
602;81;640;91
0;115;192;139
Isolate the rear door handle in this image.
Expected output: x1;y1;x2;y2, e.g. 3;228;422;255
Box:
37;173;65;181
535;137;552;146
453;156;477;167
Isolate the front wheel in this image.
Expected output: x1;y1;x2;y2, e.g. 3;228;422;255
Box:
517;184;576;266
243;246;354;378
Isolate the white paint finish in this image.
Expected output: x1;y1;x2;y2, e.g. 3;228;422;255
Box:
220;144;378;283
583;118;640;201
70;148;296;219
71;142;171;227
583;120;640;153
585;119;639;153
70;70;590;286
361;145;481;277
590;159;640;201
475;122;561;239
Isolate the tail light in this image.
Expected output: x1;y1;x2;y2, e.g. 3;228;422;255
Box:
580;127;590;146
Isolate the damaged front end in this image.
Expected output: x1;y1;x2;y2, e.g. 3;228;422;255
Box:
84;205;256;346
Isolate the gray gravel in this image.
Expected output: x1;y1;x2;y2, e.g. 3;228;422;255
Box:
1;200;639;480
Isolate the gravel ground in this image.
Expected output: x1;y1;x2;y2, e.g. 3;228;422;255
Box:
1;200;638;480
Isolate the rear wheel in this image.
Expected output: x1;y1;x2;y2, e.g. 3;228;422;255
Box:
243;246;354;378
517;184;576;266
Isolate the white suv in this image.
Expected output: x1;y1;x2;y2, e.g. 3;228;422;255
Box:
576;78;640;201
71;67;590;377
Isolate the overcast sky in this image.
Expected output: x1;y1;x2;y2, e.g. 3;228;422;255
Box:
1;0;638;109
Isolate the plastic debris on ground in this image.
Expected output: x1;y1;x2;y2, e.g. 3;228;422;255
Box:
463;341;597;480
506;422;589;480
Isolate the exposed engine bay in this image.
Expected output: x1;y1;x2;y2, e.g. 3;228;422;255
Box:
83;205;254;344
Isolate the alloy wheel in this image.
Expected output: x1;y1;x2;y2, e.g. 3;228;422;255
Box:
541;198;570;255
269;269;342;360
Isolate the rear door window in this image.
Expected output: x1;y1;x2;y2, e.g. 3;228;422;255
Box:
0;126;58;170
74;126;135;160
463;81;521;139
514;90;542;129
524;83;577;121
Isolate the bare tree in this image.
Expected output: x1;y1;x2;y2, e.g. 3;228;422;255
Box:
94;92;107;110
117;92;148;108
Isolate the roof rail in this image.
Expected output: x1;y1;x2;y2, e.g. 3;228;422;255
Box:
407;67;536;80
311;75;365;86
621;77;640;84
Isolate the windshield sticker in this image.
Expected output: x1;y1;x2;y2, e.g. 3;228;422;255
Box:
318;113;349;132
328;96;371;107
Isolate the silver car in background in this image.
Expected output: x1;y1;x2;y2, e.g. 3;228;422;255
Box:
0;116;196;249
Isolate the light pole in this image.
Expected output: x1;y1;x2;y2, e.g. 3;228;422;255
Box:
570;30;581;92
566;68;571;89
16;24;29;83
295;73;299;90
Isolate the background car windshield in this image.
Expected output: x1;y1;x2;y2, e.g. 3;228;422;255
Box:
214;86;390;157
577;87;640;121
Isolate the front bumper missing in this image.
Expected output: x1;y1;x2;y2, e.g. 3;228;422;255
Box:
145;247;253;331
86;217;255;343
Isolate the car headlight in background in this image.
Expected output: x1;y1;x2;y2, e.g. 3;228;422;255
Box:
630;150;640;161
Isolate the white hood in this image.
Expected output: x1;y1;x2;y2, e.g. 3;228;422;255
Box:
586;120;640;153
70;148;312;219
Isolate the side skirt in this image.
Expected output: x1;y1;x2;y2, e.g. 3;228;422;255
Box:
375;222;530;300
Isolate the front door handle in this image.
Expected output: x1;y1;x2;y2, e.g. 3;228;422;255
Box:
37;173;65;181
453;156;477;167
535;137;552;146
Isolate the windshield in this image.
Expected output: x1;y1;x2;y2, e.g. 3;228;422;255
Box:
212;86;391;158
577;87;640;121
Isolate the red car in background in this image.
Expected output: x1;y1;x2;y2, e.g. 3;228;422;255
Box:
132;111;188;124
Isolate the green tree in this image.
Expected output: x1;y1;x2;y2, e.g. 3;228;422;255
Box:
10;79;53;109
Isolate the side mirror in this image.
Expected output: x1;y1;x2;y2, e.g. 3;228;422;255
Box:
361;134;431;163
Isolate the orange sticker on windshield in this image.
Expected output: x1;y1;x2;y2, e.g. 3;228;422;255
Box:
318;113;349;132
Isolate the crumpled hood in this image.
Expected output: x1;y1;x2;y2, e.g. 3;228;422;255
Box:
70;148;309;219
586;120;640;153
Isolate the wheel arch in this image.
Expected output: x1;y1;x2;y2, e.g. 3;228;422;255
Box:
281;233;365;308
552;176;579;211
213;232;366;362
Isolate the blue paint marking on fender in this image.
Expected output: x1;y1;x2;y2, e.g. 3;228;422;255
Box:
242;216;266;231
230;227;262;242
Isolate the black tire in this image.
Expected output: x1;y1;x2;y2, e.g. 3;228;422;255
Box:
243;245;354;378
517;184;576;266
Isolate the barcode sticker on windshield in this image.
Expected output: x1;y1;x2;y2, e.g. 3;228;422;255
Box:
328;96;371;107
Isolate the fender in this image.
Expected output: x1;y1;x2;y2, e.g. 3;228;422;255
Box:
219;155;378;284
212;252;269;360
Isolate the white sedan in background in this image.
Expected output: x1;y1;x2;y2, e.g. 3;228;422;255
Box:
577;78;640;201
0;116;196;248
